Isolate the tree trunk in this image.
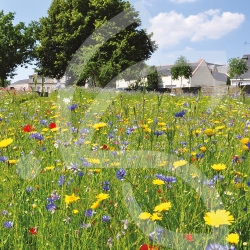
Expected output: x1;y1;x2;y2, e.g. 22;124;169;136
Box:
1;76;5;87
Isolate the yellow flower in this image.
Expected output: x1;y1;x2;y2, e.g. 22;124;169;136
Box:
151;213;163;221
138;212;151;220
91;201;101;209
153;202;172;212
204;129;215;137
0;138;13;148
240;138;249;144
200;146;206;152
158;161;167;167
173;160;187;168
152;179;165;185
65;193;80;205
211;163;226;171
86;158;100;164
51;127;60;132
226;233;239;244
203;209;234;227
72;209;79;214
45;166;55;170
93;122;107;130
8;159;18;164
32;204;37;209
95;193;110;201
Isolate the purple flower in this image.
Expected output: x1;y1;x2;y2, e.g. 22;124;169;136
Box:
80;223;91;229
1;210;8;216
84;209;95;217
30;133;44;141
58;176;65;186
40;119;47;126
25;187;34;193
78;171;84;177
0;156;8;162
175;110;186;117
205;243;229;250
4;221;13;228
116;168;126;180
67;104;78;111
102;215;110;222
46;203;56;212
102;181;110;191
154;131;164;136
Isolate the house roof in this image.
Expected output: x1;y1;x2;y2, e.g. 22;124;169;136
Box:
11;79;29;85
156;60;227;82
240;54;250;78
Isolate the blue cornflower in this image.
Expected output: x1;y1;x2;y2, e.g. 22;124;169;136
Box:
175;110;186;117
156;227;163;242
46;203;56;212
247;180;250;187
154;131;164;136
67;104;78;111
196;153;204;159
25;187;34;193
3;221;13;228
40;119;47;126
102;215;110;223
78;171;84;177
47;192;60;203
1;210;8;216
80;128;89;134
205;243;230;250
58;176;65;186
30;133;44;141
0;156;8;162
80;223;91;229
103;181;110;191
108;133;114;139
84;209;95;217
116;168;126;180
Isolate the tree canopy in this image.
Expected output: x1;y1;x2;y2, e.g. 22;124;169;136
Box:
35;0;157;87
0;11;37;87
228;57;248;80
170;56;193;87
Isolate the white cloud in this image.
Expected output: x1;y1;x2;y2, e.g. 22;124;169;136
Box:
148;9;245;48
185;46;194;51
170;0;198;3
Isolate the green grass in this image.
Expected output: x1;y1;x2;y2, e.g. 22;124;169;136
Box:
0;87;249;249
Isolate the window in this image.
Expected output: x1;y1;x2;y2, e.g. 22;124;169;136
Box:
37;86;40;91
47;87;50;92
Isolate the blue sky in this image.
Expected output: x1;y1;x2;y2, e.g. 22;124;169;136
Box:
1;0;250;83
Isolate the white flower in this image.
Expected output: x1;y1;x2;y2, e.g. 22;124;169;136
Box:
63;98;71;104
54;143;59;149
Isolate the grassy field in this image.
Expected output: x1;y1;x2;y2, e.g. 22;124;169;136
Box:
0;87;249;250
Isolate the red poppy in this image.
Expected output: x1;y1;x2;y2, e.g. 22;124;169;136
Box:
29;227;38;235
157;189;161;194
185;234;193;242
102;144;109;150
23;124;34;133
49;123;56;129
140;244;158;250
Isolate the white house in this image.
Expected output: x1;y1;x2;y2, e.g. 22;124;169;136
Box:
10;74;67;92
230;54;250;86
116;59;228;89
156;59;228;89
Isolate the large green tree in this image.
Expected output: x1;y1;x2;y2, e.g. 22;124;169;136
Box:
35;0;157;87
228;57;248;80
0;11;36;87
170;56;193;87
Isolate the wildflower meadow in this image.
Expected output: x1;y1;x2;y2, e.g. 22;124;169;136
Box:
0;87;249;250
